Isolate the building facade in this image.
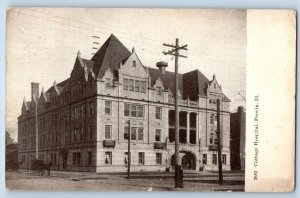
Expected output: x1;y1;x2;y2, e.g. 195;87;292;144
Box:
230;106;246;170
18;34;231;172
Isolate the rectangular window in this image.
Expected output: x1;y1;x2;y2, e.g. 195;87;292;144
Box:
133;60;136;67
222;154;226;165
73;152;77;165
105;78;111;87
131;105;137;117
88;152;92;165
213;154;217;165
124;103;130;116
105;152;112;165
155;107;162;119
76;152;81;165
203;154;207;165
155;129;161;142
156;153;162;165
138;152;144;165
140;81;146;93
137;106;144;118
105;101;111;115
135;80;140;92
209;133;214;144
131;127;137;140
123;78;128;90
156;86;162;95
105;125;112;140
89;125;93;140
138;128;144;141
89;102;94;116
124;126;129;140
124;103;144;118
129;79;134;91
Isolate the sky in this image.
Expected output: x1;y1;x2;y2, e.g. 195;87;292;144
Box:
6;8;246;140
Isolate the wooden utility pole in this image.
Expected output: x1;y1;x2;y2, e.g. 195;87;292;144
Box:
217;99;223;185
163;38;187;188
127;120;131;179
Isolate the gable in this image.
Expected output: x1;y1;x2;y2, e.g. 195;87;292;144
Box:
120;52;148;78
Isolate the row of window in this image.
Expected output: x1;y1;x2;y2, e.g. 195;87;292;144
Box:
105;152;162;165
202;154;226;165
105;125;163;142
123;78;146;93
105;101;162;120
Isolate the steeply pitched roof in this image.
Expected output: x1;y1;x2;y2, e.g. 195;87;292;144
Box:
91;34;131;78
147;67;183;95
182;69;210;100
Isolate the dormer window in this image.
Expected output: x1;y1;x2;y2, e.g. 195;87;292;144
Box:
156;86;162;95
133;60;136;67
105;78;111;87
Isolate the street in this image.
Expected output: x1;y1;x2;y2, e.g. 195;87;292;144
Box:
6;170;244;192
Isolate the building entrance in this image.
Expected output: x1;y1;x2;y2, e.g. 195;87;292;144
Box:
171;151;196;170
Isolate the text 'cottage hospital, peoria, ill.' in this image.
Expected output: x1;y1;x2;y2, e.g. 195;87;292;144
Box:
17;34;231;173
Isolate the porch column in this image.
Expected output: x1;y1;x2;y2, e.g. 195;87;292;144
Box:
186;112;190;144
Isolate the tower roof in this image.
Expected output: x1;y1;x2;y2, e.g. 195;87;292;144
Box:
91;34;131;78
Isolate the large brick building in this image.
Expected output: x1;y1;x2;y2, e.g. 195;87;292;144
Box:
18;34;231;172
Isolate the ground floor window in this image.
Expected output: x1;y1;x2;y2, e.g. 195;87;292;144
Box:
156;153;162;165
222;154;226;165
212;154;217;165
105;152;112;165
202;154;207;165
88;152;92;165
138;152;145;165
73;152;81;165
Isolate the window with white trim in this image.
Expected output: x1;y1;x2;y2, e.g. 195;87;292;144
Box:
105;125;112;140
123;78;128;90
138;152;144;165
155;107;162;120
129;79;134;91
124;103;144;118
105;101;112;115
105;152;112;165
213;154;217;165
222;154;226;165
155;129;161;142
156;153;162;165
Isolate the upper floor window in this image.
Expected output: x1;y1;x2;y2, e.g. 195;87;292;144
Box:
140;81;146;93
124;103;144;118
155;129;161;142
105;125;112;140
210;114;215;125
130;127;144;141
135;80;140;92
156;86;162;95
133;60;136;67
129;79;134;91
123;78;128;90
105;101;112;115
105;78;111;87
155;107;162;120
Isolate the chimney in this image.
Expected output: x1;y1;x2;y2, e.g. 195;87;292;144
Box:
156;61;168;74
31;82;39;102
